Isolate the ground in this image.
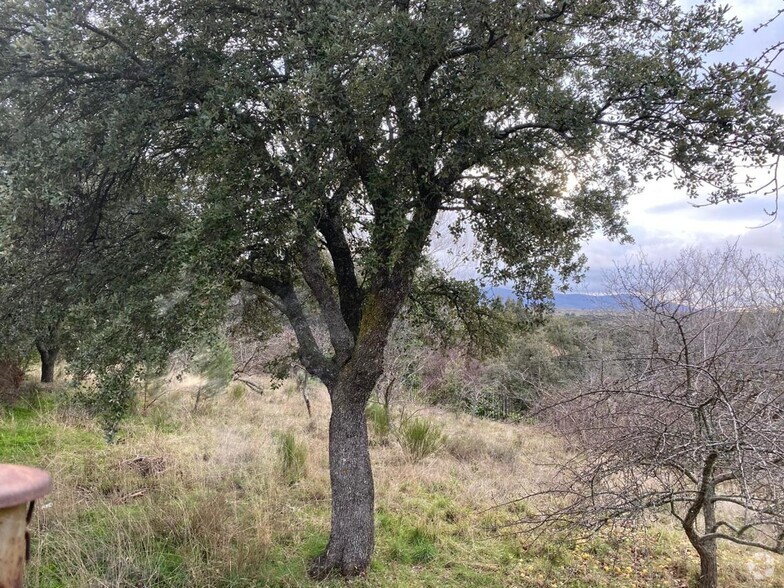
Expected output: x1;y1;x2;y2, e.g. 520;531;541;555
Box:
1;369;782;587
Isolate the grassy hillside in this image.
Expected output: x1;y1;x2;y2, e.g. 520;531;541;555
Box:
1;375;781;587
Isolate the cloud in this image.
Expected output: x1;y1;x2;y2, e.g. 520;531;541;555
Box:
436;1;784;295
737;220;784;255
644;197;779;225
580;216;784;292
724;0;782;24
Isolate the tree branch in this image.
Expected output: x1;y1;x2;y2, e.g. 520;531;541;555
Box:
297;238;354;367
316;189;364;337
78;21;147;70
241;271;336;386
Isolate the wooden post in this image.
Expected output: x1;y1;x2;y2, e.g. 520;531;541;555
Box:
0;504;27;587
0;465;51;588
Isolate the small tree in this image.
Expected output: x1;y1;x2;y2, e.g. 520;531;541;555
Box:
528;247;784;588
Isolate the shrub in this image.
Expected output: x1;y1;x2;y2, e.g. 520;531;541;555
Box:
399;417;444;461
0;359;24;394
444;435;517;463
191;339;234;412
277;431;307;484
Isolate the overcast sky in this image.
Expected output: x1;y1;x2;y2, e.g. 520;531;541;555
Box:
579;0;784;291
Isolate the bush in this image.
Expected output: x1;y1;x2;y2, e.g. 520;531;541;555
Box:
444;435;517;464
0;359;24;394
191;338;234;411
277;431;307;484
399;417;444;461
366;403;391;443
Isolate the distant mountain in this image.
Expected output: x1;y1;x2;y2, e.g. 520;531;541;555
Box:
553;293;624;311
485;287;624;311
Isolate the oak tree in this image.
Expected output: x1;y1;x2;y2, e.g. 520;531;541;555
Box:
1;0;781;577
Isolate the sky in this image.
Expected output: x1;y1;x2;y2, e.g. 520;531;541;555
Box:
578;0;784;291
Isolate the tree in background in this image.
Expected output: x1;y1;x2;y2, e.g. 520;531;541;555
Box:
374;264;506;413
478;313;601;418
0;14;230;398
1;0;782;577
528;247;784;588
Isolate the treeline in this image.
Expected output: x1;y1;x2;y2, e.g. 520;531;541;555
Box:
375;307;614;419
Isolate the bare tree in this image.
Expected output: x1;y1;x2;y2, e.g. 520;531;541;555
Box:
524;246;784;588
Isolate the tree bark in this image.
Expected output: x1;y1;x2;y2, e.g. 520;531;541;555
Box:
683;456;719;588
696;542;718;588
697;480;719;588
36;343;59;384
309;383;375;579
684;519;719;588
295;190;437;578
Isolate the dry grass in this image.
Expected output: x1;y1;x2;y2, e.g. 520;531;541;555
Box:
1;376;781;587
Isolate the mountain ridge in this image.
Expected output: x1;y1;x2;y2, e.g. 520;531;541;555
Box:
485;287;623;311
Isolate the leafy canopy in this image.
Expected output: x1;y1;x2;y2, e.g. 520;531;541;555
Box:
0;0;781;388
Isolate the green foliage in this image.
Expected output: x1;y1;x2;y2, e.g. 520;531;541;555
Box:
478;316;589;415
428;356;476;407
399;418;444;461
277;431;307;485
192;338;234;385
0;0;776;392
1;0;782;575
80;371;139;441
0;0;778;440
413;313;618;419
408;262;510;354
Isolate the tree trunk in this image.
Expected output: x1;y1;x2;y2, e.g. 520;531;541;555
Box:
684;472;719;588
696;542;718;588
36;344;58;384
697;480;719;588
309;381;375;579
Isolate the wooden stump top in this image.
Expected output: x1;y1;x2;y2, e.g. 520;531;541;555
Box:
0;464;51;509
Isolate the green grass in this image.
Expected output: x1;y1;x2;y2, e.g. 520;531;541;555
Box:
229;382;246;401
399;417;444;461
0;423;102;464
4;380;781;588
277;430;307;485
0;393;103;464
366;402;392;442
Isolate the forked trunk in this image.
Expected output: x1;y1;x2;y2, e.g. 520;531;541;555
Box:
305;282;416;578
36;343;59;384
685;521;719;588
309;388;374;579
